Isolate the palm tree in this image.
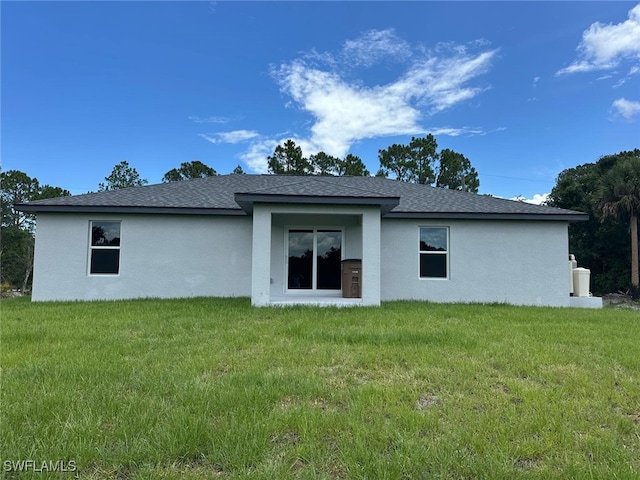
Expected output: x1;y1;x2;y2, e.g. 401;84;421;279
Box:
594;157;640;297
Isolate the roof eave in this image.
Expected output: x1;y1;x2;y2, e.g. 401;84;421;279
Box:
14;204;247;216
385;211;589;221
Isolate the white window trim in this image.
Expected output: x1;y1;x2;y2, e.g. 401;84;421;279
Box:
88;220;122;276
418;226;449;280
284;226;344;294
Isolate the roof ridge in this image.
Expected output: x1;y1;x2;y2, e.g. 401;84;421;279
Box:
236;175;385;196
311;175;393;196
235;176;316;194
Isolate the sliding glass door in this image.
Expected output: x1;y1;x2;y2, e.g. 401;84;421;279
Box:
287;229;342;291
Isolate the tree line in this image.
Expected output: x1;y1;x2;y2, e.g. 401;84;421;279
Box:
548;149;640;298
265;135;479;193
93;134;480;193
0;171;71;293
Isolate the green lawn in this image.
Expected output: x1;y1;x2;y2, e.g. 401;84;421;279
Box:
1;297;639;479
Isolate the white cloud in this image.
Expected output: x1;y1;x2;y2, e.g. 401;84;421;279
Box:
557;4;640;75
198;133;218;144
611;97;640;120
426;126;485;137
274;63;421;157
393;50;496;113
188;115;228;124
511;193;550;205
213;31;496;174
271;32;497;158
198;130;259;144
341;29;412;67
239;139;279;173
217;130;260;143
613;65;640;86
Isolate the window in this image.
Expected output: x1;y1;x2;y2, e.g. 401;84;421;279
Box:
90;221;121;274
419;227;448;279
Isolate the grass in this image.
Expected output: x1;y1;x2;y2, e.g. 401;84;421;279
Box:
1;297;639;479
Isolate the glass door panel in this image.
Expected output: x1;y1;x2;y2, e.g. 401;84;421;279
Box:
316;230;342;289
288;230;313;289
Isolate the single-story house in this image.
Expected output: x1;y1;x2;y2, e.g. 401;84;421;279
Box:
16;174;599;307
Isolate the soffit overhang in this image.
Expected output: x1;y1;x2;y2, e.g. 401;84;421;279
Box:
233;193;401;215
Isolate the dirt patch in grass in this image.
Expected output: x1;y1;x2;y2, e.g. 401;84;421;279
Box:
271;430;301;446
415;394;440;410
627;412;640;424
603;293;640;310
514;456;541;470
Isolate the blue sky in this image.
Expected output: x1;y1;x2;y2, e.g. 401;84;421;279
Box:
3;1;639;202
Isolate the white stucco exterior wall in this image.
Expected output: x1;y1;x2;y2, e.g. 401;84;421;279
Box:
31;213;252;301
380;219;570;306
361;207;381;306
251;205;272;306
31;211;571;307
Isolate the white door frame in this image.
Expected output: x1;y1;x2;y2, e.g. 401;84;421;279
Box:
284;226;344;294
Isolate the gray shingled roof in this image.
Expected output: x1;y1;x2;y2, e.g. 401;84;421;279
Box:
16;174;587;221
